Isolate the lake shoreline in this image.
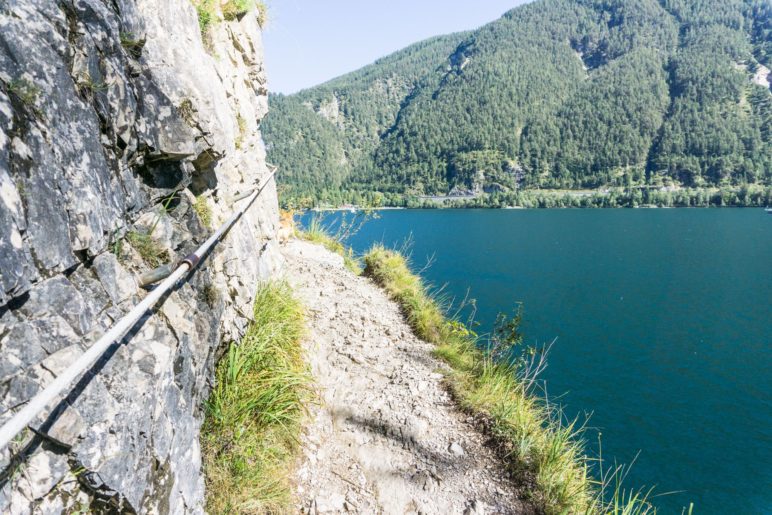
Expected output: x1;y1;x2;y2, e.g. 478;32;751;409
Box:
300;185;772;210
310;204;768;212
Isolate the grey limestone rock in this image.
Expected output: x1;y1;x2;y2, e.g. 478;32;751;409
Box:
0;0;281;512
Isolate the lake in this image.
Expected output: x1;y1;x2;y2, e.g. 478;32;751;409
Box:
303;208;772;514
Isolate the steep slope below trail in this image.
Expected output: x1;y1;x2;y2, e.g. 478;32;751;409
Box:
283;240;533;514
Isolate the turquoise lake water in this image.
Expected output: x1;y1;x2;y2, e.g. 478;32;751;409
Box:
305;208;772;514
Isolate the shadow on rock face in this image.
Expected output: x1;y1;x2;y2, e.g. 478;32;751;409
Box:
189;149;221;196
0;287;182;513
136;160;189;193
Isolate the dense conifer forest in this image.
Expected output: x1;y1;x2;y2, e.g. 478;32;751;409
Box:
263;0;772;208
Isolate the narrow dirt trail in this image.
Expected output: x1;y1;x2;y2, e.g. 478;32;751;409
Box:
283;240;528;515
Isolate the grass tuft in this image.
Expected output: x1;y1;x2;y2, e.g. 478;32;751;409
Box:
222;0;252;21
192;195;213;228
202;283;220;307
192;0;216;37
363;245;657;515
202;281;309;513
193;0;267;40
126;231;169;268
235;113;247;149
119;32;144;58
255;1;268;27
178;98;196;126
222;0;267;25
7;78;39;107
299;218;362;275
77;72;108;95
6;78;44;117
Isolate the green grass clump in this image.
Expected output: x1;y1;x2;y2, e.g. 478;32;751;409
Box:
119;32;143;58
193;0;216;37
7;78;39;107
192;195;212;228
363;245;656;515
202;281;309;513
76;72;108;95
7;78;44;118
222;0;252;20
194;0;267;37
126;231;169;268
299;218;362;275
222;0;267;25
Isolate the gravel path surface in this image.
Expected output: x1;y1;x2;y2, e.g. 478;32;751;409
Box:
283;240;529;514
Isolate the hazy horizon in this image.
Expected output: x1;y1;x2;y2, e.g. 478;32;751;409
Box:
262;0;531;94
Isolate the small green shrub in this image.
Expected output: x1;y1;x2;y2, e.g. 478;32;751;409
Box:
202;281;309;513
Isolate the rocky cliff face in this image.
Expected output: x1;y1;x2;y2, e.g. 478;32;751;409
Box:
0;0;280;512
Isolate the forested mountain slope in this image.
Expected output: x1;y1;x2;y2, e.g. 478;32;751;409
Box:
263;0;772;207
265;33;468;201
